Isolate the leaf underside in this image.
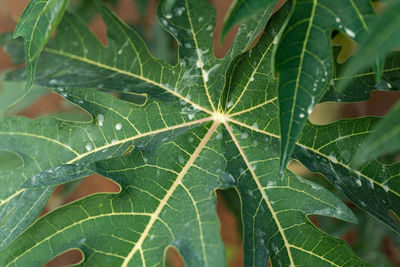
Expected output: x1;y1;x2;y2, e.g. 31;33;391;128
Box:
0;0;399;266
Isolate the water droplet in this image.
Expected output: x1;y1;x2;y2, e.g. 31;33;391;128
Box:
368;179;374;189
49;79;58;85
273;35;279;45
328;153;338;164
248;190;254;197
174;6;185;16
97;114;104;126
344;28;356;38
179;155;185;165
241;132;249;139
115;123;122;130
85;143;93;151
196;58;204;68
383;184;389;192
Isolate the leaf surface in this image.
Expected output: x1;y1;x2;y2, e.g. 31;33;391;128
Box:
353;101;400;167
221;0;278;41
13;0;69;92
275;0;376;172
323;47;400;102
0;1;397;266
337;0;400;92
0;84;207;249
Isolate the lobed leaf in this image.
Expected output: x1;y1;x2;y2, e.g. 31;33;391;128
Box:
221;0;278;41
0;85;207;248
275;0;376;172
353;101;400;167
13;0;69;92
0;0;398;266
323;47;400;102
337;0;400;92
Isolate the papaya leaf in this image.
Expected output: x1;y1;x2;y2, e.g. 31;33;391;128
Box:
13;0;69;93
275;0;376;172
0;0;398;266
221;0;278;41
0;74;48;116
337;0;400;93
323;47;400;102
353;101;400;167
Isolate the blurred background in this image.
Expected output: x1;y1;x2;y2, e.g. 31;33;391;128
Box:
0;0;399;266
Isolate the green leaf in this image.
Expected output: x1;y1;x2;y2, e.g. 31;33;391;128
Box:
323;47;400;102
0;84;206;248
292;117;400;233
353;101;400;167
337;0;400;92
0;73;48;116
13;0;69;93
221;0;278;41
275;0;376;172
0;0;397;266
0;159;54;250
0;33;25;65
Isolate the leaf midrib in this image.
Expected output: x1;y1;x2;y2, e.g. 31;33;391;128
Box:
3;111;378;266
281;0;317;165
227;117;399;197
41;46;212;115
224;120;296;266
5;211;154;267
121;120;219;267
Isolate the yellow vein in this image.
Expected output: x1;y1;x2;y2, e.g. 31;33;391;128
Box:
104;8;143;76
227;117;400;198
0;118;212;209
180;183;208;265
42;47;213;115
227;41;274;114
66;117;213;164
5;212;153;266
185;0;217;113
349;0;369;32
121;120;219;267
229;97;278;117
291;245;340;266
0;132;79;156
333;66;400;81
0;188;53;248
282;0;317;161
0;189;25;207
27;0;51;61
223;121;295;266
